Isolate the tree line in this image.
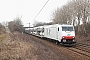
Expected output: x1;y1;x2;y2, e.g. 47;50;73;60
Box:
51;0;90;36
0;17;23;33
8;17;23;33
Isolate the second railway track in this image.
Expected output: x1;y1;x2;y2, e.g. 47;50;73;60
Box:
67;47;90;57
67;42;90;57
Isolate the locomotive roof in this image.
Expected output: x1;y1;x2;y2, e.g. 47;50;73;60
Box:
44;24;73;28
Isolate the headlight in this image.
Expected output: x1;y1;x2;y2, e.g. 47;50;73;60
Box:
72;36;75;39
73;36;75;38
73;39;76;42
62;36;65;39
63;40;66;42
63;37;65;38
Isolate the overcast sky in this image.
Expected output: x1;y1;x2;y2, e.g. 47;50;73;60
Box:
0;0;68;27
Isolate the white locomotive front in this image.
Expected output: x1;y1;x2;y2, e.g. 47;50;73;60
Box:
60;25;76;44
44;24;76;45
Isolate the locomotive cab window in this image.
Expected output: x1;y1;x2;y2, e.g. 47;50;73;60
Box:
62;27;73;31
58;27;59;31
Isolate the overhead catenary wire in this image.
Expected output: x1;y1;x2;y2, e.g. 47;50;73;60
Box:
33;0;49;20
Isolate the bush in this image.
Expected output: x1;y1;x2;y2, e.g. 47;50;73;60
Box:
0;23;6;34
8;19;24;33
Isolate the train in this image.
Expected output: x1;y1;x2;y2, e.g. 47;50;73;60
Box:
24;24;76;45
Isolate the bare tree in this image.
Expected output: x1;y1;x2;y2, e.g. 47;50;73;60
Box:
51;0;90;36
0;23;6;34
51;2;74;25
71;0;90;35
52;7;67;24
33;20;53;27
33;20;45;27
8;17;23;33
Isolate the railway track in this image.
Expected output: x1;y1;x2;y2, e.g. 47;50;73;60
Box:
44;37;90;57
76;43;90;48
66;42;90;57
67;47;90;57
26;34;90;59
75;43;90;53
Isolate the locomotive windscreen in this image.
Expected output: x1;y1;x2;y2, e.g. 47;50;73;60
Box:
62;26;74;31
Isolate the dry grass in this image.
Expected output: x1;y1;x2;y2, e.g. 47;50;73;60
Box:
76;34;90;45
0;32;37;60
0;34;7;45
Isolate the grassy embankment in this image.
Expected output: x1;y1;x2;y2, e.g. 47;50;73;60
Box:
0;34;7;45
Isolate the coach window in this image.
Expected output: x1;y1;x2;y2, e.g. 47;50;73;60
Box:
58;27;59;31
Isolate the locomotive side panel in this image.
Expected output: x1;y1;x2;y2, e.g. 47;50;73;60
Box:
44;27;58;40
